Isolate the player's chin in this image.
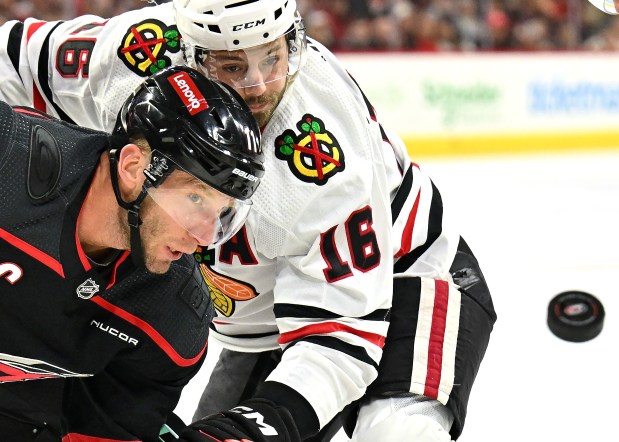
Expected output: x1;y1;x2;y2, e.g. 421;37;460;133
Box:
252;109;272;128
144;245;183;274
144;257;173;275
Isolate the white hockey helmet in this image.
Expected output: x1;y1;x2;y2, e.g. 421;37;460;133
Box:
587;0;619;14
174;0;298;50
173;0;306;88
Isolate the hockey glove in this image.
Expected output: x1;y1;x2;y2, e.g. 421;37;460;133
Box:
179;398;301;442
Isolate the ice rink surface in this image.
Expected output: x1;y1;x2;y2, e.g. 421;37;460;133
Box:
175;148;619;441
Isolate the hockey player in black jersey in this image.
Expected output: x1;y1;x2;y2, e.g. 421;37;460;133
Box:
0;66;265;441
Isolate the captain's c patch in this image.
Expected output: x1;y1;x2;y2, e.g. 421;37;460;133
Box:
117;19;180;76
274;114;345;185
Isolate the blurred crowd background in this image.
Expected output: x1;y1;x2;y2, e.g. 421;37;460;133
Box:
0;0;617;51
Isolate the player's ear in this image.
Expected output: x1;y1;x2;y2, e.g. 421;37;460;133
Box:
116;143;148;200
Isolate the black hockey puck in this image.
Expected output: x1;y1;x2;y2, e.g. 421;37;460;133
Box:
547;291;605;342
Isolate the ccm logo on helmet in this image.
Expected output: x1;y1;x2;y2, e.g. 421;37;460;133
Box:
168;72;209;116
232;19;266;31
233;168;258;182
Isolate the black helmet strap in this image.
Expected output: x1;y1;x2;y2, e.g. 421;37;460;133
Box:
108;147;151;268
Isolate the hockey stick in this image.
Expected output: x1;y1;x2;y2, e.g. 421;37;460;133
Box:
159;423;179;441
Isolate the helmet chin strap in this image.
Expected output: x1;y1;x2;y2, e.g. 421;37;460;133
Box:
109;148;150;268
125;199;148;268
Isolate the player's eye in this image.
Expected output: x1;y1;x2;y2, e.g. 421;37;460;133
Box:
263;55;280;67
188;193;203;205
222;64;244;74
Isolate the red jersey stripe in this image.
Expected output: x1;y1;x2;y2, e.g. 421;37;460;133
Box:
278;321;386;348
0;227;64;277
90;296;207;367
395;188;421;258
62;433;139;442
423;279;449;399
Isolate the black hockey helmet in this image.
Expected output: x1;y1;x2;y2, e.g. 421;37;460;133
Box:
112;65;264;201
109;66;264;264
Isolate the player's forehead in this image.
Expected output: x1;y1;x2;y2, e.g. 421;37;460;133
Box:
205;37;287;60
160;169;234;203
164;169;210;192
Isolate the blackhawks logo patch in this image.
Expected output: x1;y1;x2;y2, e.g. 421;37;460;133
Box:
274;114;345;185
117;19;180;76
194;246;257;317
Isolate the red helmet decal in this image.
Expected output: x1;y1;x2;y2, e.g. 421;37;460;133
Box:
167;71;209;115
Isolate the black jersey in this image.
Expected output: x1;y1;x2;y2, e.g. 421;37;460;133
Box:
0;101;213;441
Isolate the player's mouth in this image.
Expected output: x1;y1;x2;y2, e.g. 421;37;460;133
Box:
248;101;269;112
166;247;184;261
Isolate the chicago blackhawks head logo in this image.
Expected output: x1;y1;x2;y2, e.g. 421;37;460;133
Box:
275;114;345;185
117;19;180;76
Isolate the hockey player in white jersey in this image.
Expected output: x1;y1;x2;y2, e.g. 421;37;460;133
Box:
0;1;496;441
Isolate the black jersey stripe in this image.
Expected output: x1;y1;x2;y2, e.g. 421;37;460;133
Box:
348;70;405;174
347;72;376;120
391;163;414;223
7;22;24;82
287;335;379;369
274;303;389;322
394;179;444;273
37;21;76;125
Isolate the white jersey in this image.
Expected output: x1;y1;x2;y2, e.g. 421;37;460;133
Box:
0;3;183;131
0;5;460;431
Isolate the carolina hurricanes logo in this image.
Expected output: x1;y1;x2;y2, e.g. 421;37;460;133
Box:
194;247;257;317
274;114;345;185
117;19;180;76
